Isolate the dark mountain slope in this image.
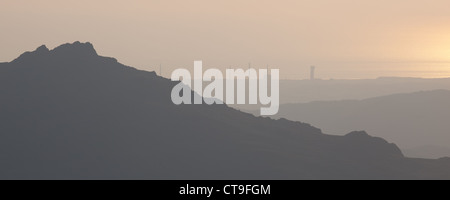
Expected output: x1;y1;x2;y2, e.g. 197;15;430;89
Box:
0;42;449;179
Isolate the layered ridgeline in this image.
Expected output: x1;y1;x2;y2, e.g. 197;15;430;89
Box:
1;42;449;179
264;91;450;159
230;76;450;112
280;78;450;104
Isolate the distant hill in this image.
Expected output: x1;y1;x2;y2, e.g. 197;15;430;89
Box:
230;77;450;111
280;77;450;104
1;42;449;179
404;146;450;159
266;90;450;158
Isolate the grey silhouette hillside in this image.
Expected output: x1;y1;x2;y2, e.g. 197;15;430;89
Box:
0;42;449;179
262;90;450;159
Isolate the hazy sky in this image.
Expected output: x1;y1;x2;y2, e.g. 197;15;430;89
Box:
1;0;450;79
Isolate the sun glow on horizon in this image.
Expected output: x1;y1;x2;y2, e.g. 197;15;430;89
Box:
2;0;450;79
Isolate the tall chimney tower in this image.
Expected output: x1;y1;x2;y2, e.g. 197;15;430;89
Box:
310;66;316;80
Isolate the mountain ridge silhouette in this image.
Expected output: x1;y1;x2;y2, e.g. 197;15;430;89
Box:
0;41;449;179
266;89;450;159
